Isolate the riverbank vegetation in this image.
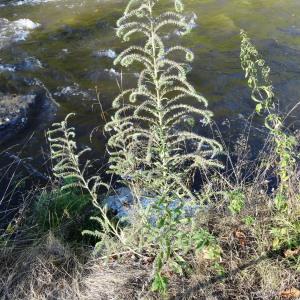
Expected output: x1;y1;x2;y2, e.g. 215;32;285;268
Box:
0;0;299;299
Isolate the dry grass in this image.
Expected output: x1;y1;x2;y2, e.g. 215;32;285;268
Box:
0;233;151;300
80;261;149;300
0;233;82;300
0;133;299;300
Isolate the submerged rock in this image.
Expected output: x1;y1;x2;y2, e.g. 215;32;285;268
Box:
279;26;300;36
105;187;135;219
16;57;43;71
86;68;121;82
93;49;117;59
0;57;43;73
1;0;59;6
54;83;90;100
0;94;36;143
0;64;16;72
0;18;40;49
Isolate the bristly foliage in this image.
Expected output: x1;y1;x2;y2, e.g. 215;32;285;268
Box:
47;113;92;191
104;0;223;293
47;113;126;249
105;0;223;191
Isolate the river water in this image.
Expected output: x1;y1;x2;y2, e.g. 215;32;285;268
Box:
1;0;300;167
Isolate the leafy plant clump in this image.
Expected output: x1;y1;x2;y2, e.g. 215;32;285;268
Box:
240;30;298;197
34;187;90;232
47;113;126;248
102;0;224;293
240;31;299;255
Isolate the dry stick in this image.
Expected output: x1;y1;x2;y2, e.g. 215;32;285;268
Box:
3;152;49;182
33;78;60;107
283;100;300;123
95;86;108;123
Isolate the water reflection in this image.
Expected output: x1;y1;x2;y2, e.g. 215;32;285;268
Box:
0;0;300;165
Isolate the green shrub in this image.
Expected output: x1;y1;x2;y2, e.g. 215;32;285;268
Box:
240;31;300;259
240;30;297;196
34;187;90;232
271;216;300;251
227;189;246;215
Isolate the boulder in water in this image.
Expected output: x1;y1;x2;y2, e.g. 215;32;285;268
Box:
0;18;40;49
0;93;36;144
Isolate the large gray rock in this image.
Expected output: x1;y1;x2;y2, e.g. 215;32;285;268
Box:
0;93;36;143
105;187;200;222
104;187;154;219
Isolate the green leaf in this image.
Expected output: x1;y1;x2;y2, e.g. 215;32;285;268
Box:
170;260;183;275
255;103;263;113
151;273;168;294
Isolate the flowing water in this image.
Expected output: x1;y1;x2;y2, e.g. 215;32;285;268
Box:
1;0;300;167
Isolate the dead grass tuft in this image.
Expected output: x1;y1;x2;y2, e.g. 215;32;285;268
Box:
0;232;82;300
0;233;153;300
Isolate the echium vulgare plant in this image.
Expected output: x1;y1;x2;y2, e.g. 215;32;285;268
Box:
105;0;223;189
47;114;127;251
104;0;223;293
